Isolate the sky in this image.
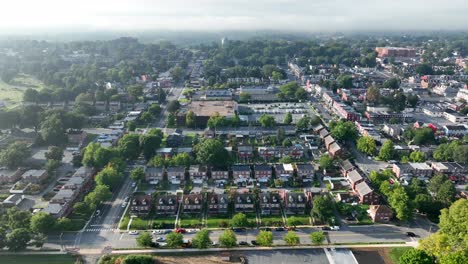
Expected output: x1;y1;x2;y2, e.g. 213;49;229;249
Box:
0;0;467;33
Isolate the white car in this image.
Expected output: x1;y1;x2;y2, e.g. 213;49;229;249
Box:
121;202;127;208
152;230;161;235
330;226;340;231
128;231;139;235
155;237;166;242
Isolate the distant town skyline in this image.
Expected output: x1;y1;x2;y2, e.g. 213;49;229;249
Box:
0;0;467;34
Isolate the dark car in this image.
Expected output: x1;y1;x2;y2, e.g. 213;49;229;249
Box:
238;241;248;246
274;227;285;232
260;227;272;231
233;228;246;233
406;232;417;237
251;240;259;246
321;226;331;231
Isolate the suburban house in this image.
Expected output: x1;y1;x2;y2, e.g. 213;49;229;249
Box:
368;205;393;223
155;194;178;216
259;192;281;215
166;166;186;185
275;164;294;181
355;182;379;205
130;195;153;216
2;194;25;208
210;168;229;183
145;167;165;184
234;193;255;213
257;147;276;160
295;163;314;182
237;145;254;160
281;192;309;215
392;162;433;179
231;165;251;184
21;169;48;184
67;130;88;146
253;164;272;183
189;165;207;184
0;168;23;184
347;169;364;190
207;193;229;215
155;148;174;158
182;194;203;214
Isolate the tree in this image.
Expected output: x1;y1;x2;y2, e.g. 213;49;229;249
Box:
231;213;249;228
20;105;43;131
171;153;192;167
118;134;141;160
185;110;196;128
409;151;425;162
30;212;56;234
379;140;395;161
239;92;251;102
330;121;358;142
0;141;30;169
429;174;456;205
45;146;64;162
259;114;275;127
357;136;377;155
407;94;419;108
23;88;40;103
438;199;467;247
40;114;66;145
310;231;325;245
6;228;31;251
256;231;273;246
0;227;7;249
171;66;184;82
127;85;144;99
383;78;400;89
296;116;310;131
167;100;180;113
140;134;162;160
95;166;124;190
319;155;334;171
30;233;47;248
388;186;413;221
439;251;468;264
136;232;153;247
139;112;153;124
416;63;434;75
166;232;183;248
312;195;334;222
73;202;91;216
84;185;112;208
284;112;293;124
366;86;380;104
192;229;212;249
283;231;300;245
148;104;161;116
123;255;154;264
7;207;31;230
399;248;433;264
337;74;353;88
219;229;237;248
196;139;231;168
130;167;145;182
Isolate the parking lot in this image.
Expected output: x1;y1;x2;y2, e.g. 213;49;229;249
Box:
242;102;317;123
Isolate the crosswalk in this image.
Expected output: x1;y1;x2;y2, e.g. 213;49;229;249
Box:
85;228;115;232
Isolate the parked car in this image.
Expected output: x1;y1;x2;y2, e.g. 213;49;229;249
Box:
155;237;166;242
211;241;219;246
321;226;331;231
124;196;130;203
128;231;139;235
95;210;101;217
233;228;246;233
131;182;137;188
260;227;272;231
274;227;285;232
238;241;248;246
330;226;340;231
251;240;259;246
406;232;417;237
175;228;186;234
121;202;127;208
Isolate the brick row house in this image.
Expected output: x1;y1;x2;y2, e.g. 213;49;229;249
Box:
354;181;379;205
207;193;229;215
281;191;311;215
182;194;203;214
155;194;178;216
254;164;272;183
234;193;255;213
130;195;153;216
259;192;281;215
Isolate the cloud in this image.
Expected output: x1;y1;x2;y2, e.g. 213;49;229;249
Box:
0;0;466;32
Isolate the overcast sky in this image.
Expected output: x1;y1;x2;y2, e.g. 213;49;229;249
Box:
0;0;467;33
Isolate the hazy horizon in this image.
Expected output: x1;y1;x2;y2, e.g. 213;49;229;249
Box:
0;0;467;35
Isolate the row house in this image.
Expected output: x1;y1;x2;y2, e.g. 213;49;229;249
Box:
347;169;364;190
328;142;343;157
254;164;272;183
355;182;379;205
130;195;153;216
155;148;174;159
207;193;229;215
182;194;203;214
368;205;394;223
21;169;48;184
155;194;178;216
234;193;255;213
189;165;207;184
365;111;413;124
0;168;23;184
333;102;360;121
237;146;254;160
167;166;186;185
281;191;310;215
257;147;276;160
145;167;164;184
259;192;281;215
340;160;355;177
319;128;330;139
431;162;468;183
295;163;314;182
275;164;294;181
324;135;335;150
232;165;251;184
211;168;229;183
392;162;433;179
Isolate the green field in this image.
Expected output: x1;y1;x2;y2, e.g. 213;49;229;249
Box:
0;74;45;106
206;217;231;228
389;247;412;264
0;254;76;264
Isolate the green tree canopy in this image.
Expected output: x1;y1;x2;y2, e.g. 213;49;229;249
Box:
195;139;231;168
379;140;395;161
166;232;184;248
231;213;249;228
192;229;212;249
330;121;358;142
136;232;153;247
118;134;141;160
0;141;30;169
399;248;433;264
219;229;237;248
283;231;300;245
256;231;273;246
310;231;325;245
130;167;145;182
357;136;377;155
259;114;275;127
30;212;56;234
6;228;31;251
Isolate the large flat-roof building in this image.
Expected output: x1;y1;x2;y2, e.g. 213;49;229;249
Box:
177;100;238;127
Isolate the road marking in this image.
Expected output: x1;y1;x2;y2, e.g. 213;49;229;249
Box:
119;233;124;240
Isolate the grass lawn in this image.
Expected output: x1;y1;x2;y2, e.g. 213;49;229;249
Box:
206;217;231;228
286;215;311;226
0;74;44;106
260;215;284;226
130;217;152;230
0;254;76;264
389;247;412;264
119;215;130;229
179;215;203;228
